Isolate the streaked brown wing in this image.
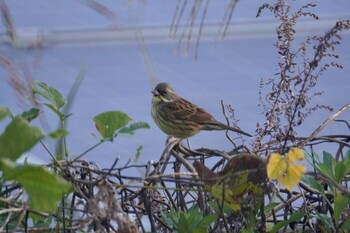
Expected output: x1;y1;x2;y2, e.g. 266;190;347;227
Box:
171;98;215;122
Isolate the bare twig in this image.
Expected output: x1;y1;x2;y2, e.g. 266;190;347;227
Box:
302;103;350;146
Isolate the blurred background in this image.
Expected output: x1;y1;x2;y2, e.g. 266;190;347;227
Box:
0;0;349;168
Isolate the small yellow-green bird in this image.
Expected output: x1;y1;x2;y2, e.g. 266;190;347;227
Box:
193;153;267;211
151;83;251;139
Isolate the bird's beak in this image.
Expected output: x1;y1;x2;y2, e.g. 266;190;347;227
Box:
152;90;159;96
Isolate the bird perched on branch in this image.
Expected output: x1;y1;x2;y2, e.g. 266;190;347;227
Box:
151;82;251;139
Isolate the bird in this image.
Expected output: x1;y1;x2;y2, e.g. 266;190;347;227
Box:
151;82;252;139
192;153;267;211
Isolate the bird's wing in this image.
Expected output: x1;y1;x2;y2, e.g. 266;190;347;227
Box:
171;98;215;122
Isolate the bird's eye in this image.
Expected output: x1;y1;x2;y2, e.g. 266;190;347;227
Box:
159;89;167;95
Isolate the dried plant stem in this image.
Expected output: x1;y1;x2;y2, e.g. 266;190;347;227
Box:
303;103;350;146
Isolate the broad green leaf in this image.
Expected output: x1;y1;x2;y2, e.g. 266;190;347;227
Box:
21;108;40;122
0;117;44;161
346;149;350;160
135;145;143;161
334;192;350;224
0;106;12;121
334;162;346;183
0;159;71;212
343;151;350;174
32;81;67;110
318;163;331;177
118;121;150;135
323;151;335;178
48;128;69;138
93;111;132;139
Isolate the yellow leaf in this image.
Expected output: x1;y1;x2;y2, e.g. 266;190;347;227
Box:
267;148;306;192
267;153;287;179
289;164;306;178
287;147;304;162
278;164;306;192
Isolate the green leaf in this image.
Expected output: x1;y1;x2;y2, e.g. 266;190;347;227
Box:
159;210;173;227
334;192;350;224
0;117;44;161
178;212;189;232
302;176;331;206
340;216;350;233
44;103;66;120
289;211;305;222
135;145;143;161
323;151;336;178
29;213;50;227
21;108;40;122
345;149;350;160
304;149;324;175
270;220;289;233
198;214;217;226
193;226;209;233
188;207;201;228
334;162;346;183
32;81;67;110
118;121;150;135
343;151;350;175
269;212;304;233
0;106;12;121
48;128;69;138
0;159;71;212
302;176;324;194
318;163;331;177
315;213;335;231
93;111;133;139
61;69;85;118
243;211;256;233
207;200;232;214
264;202;280;214
168;210;180;229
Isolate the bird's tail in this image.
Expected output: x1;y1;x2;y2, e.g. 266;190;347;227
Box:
225;125;252;137
203;121;252;137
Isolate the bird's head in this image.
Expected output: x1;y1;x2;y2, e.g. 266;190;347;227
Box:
152;82;178;103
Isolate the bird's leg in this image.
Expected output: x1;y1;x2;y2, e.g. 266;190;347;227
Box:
150;136;180;177
165;135;180;145
185;138;192;150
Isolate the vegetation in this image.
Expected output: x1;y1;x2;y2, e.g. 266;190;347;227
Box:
0;0;349;232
